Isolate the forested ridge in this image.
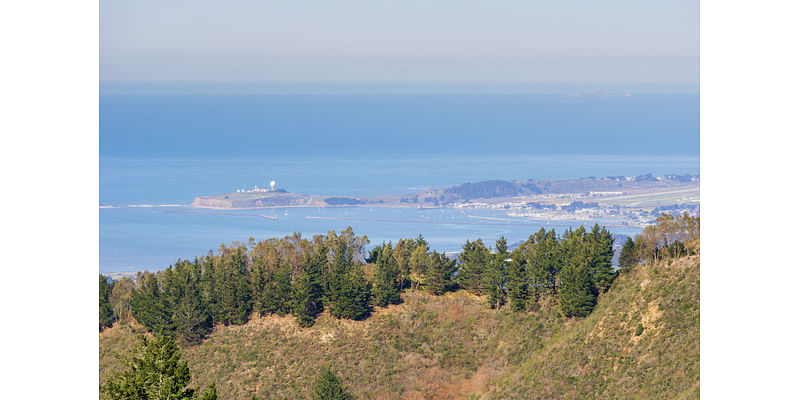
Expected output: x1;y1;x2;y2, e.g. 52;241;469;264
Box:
100;213;699;399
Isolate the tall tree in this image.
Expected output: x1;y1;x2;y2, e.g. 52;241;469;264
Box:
131;272;173;334
292;246;325;327
506;249;529;312
425;251;457;295
558;228;597;317
271;262;293;315
457;239;490;294
484;237;509;309
587;224;616;293
327;239;372;320
526;228;561;300
558;260;596;318
373;243;402;307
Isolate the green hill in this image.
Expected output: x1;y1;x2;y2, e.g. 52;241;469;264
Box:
100;255;699;399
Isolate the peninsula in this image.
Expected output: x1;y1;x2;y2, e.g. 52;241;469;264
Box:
191;173;700;227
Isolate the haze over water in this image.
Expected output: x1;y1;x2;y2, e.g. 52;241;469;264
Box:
100;94;699;273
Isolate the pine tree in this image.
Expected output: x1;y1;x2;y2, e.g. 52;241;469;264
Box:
373;243;402;307
100;274;115;331
292;247;325;327
172;293;209;346
312;366;354;400
272;262;293;315
526;228;561;301
104;334;198;399
506;250;529;312
587;224;617;293
558;260;596;317
333;267;372;320
457;239;490;294
327;240;371;320
131;272;173;334
425;251;456;295
484;237;509;309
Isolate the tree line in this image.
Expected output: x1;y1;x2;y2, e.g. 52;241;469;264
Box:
100;215;699;345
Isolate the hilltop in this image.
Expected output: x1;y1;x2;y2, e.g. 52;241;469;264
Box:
100;254;699;399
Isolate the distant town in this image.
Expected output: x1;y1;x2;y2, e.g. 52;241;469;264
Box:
191;173;700;229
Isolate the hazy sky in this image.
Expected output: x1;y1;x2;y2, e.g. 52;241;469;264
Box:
100;0;698;84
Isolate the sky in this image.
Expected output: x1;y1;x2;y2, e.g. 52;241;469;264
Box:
100;0;698;88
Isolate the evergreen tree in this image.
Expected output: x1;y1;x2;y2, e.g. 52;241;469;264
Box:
506;250;529;312
100;274;115;330
292;246;325;327
332;267;372;320
558;260;596;317
205;245;253;326
484;237;509;309
526;228;561;300
425;251;457;295
373;243;402;307
168;260;210;345
172;293;209;346
312;366;354;400
272;262;293;315
327;240;372;320
457;239;490;294
587;224;617;293
131;272;173;334
104;334;214;400
558;228;596;317
618;236;638;272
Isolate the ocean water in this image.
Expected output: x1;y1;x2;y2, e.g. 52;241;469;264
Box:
100;94;699;273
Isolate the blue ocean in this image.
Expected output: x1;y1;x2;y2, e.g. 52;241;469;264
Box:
100;94;699;273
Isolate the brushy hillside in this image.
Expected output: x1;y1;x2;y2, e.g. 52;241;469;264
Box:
100;255;699;400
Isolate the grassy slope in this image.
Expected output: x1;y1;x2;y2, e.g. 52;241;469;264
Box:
100;255;699;400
